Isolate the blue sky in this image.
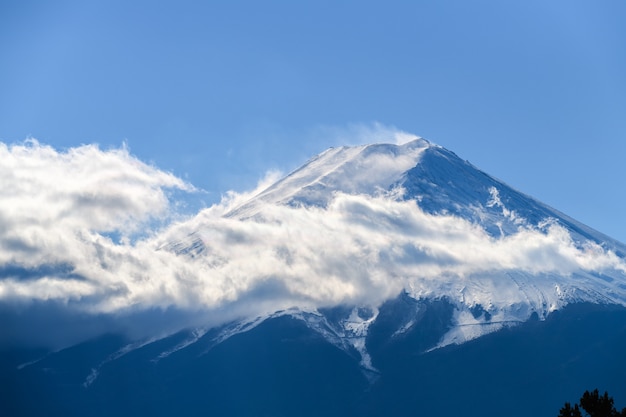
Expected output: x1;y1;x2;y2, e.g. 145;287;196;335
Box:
1;0;625;242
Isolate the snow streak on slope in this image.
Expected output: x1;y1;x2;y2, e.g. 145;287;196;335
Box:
1;136;626;349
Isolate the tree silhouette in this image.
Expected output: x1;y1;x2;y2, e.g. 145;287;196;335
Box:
559;402;582;417
559;389;626;417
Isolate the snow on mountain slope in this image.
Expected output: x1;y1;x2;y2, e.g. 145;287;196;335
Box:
398;143;626;254
163;138;626;364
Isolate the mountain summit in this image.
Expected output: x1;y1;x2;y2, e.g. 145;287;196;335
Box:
225;139;433;217
230;138;622;247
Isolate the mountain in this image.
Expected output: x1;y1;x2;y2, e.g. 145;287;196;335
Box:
169;138;626;347
2;138;626;417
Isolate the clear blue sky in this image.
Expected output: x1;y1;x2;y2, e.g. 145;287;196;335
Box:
1;0;625;242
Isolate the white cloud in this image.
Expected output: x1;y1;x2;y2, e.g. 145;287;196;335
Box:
0;139;192;237
309;122;422;147
1;139;626;348
0;140;192;303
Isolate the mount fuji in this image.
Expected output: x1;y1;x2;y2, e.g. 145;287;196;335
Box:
168;138;626;351
3;138;626;417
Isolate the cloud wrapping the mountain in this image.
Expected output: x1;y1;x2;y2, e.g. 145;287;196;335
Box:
1;140;625;347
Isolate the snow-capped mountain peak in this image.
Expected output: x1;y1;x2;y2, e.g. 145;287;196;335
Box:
165;138;626;357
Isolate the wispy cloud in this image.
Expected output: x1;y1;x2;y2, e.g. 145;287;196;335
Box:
1;139;625;348
308;122;422;147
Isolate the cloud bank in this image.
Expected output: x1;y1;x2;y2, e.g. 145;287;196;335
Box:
1;139;625;348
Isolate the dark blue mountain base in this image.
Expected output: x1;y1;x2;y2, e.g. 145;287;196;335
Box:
362;302;626;417
2;302;626;417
